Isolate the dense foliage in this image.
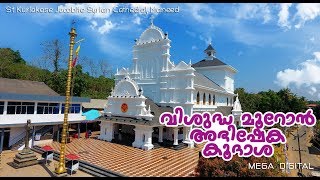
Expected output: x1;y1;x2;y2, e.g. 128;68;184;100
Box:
235;88;308;114
0;47;114;99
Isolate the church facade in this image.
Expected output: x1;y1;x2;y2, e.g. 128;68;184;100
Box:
98;22;242;150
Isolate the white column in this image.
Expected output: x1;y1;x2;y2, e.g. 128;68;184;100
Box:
80;103;83;114
158;126;163;143
31;126;36;148
98;121;105;140
34;102;38;114
143;127;154;151
183;126;194;148
3;101;8;115
105;121;114;142
59;103;62;114
98;121;113;142
132;126;143;148
183;126;188;141
173;127;179;146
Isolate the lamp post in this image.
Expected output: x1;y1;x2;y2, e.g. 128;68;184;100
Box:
54;25;77;175
291;128;307;177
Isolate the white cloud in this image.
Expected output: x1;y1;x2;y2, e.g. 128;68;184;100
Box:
276;51;320;88
184;3;215;23
199;35;212;45
192;45;198;50
314;52;320;59
278;3;292;29
97;20;116;34
309;86;317;95
310;36;315;42
90;20;98;30
294;3;320;29
235;3;272;24
133;16;141;25
186;30;196;38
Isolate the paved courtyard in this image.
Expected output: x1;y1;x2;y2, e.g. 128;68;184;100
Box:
0;150;92;177
41;135;202;177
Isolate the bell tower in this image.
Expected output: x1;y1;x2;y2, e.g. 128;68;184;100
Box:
204;43;216;60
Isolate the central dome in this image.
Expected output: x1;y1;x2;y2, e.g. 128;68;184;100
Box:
137;24;165;44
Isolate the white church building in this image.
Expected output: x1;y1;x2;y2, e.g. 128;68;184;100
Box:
98;22;242;150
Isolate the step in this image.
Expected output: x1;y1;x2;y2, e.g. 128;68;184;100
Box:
31;146;124;177
78;166;105;177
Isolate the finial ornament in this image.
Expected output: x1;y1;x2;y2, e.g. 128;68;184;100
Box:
150;15;155;26
71;19;76;28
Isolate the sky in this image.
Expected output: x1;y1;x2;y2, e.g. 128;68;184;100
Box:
1;3;320;101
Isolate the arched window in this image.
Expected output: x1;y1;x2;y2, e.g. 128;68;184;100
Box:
213;94;216;105
209;94;212;105
227;97;229;106
203;93;206;105
196;92;200;104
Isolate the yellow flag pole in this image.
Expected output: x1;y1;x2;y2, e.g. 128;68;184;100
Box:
54;26;77;175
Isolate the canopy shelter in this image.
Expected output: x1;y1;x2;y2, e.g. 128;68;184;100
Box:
41;145;54;165
82;110;102;136
66;153;80;175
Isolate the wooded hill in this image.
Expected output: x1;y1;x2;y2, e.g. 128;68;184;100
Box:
0;47;114;99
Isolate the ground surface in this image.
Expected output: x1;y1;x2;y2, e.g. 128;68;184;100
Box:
0;150;93;177
287;125;320;177
41;134;203;177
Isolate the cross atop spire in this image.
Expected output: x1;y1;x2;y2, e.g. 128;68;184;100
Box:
71;19;76;28
150;15;155;26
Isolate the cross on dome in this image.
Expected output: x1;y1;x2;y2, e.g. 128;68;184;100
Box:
150;15;155;26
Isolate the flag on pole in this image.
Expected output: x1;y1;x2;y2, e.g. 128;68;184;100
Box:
72;44;81;67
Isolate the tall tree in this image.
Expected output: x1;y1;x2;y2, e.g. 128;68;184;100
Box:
40;39;66;72
98;59;112;77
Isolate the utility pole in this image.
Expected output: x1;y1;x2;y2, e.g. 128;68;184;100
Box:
291;128;307;177
283;127;289;174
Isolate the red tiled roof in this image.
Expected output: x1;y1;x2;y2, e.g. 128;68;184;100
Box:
307;104;318;107
42;145;53;151
66;153;80;160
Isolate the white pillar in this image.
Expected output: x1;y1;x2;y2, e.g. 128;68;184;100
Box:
31;126;36;147
143;127;154;151
34;102;38;114
105;121;114;142
3;101;8;115
59;103;62;114
98;121;114;142
98;121;105;140
183;126;194;148
183;126;188;141
158;126;163;143
133;126;143;148
173;127;179;146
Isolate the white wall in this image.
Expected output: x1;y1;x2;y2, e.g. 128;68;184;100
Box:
196;68;226;89
0;114;85;127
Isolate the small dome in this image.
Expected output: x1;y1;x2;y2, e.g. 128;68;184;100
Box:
113;76;140;97
137;24;165;44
